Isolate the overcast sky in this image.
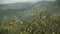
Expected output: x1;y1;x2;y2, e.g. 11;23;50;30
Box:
0;0;55;4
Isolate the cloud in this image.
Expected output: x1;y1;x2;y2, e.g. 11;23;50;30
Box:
0;0;4;2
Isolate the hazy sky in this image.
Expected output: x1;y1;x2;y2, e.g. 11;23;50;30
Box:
0;0;55;4
0;0;40;3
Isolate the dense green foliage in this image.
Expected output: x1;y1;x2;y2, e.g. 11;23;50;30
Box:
0;0;60;34
0;14;60;34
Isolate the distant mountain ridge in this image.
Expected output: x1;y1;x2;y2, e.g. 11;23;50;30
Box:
0;1;54;20
0;2;34;10
0;1;53;11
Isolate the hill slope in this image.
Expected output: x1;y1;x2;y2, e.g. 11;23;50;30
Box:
0;1;53;20
45;0;60;15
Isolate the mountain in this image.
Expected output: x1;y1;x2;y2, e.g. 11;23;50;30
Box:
45;0;60;15
32;1;53;9
0;2;34;11
0;1;53;10
0;1;53;20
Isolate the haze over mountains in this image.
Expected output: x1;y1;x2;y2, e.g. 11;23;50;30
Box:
0;0;55;4
0;1;54;20
0;0;40;4
0;0;59;20
0;1;53;10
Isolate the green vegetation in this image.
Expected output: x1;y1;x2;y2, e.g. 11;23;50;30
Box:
0;0;60;34
0;13;60;34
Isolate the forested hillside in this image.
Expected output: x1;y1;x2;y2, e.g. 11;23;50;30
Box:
0;0;60;34
0;1;52;10
0;1;52;20
45;0;60;15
